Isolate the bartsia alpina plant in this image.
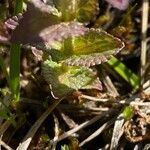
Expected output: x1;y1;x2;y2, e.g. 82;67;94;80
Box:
0;0;125;98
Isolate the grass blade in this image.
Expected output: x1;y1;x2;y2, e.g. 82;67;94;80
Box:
9;0;23;101
107;56;140;90
10;44;21;100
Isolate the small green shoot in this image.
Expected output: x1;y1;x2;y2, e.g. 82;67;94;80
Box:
122;106;134;120
61;144;70;150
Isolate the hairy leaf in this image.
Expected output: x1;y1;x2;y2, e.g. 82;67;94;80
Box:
42;59;102;98
50;28;124;67
11;20;88;49
10;0;61;44
54;0;99;22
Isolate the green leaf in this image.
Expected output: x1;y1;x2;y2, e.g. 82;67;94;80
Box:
107;56;140;90
54;0;99;22
50;28;124;67
42;59;101;98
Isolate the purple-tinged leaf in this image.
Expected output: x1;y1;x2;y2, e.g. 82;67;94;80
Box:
10;0;60;44
5;14;23;31
11;21;88;50
0;14;22;44
42;59;102;98
105;0;129;10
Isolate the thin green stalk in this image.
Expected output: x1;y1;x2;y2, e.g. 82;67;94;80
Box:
10;0;23;101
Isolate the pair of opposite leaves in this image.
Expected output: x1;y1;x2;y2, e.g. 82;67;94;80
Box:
2;0;126;98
